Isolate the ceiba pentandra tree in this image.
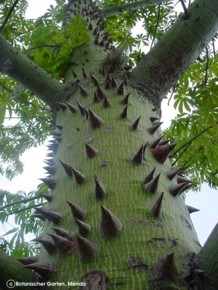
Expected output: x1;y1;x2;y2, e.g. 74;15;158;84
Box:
0;0;218;289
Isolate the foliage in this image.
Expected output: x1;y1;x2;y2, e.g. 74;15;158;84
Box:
164;52;218;189
0;0;217;256
0;184;48;257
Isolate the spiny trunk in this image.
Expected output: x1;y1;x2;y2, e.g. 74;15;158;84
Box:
35;79;202;289
16;1;207;289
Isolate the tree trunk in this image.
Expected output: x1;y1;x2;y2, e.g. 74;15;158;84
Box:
1;0;218;289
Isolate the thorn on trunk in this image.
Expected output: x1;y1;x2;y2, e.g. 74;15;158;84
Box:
120;105;128;119
130;116;141;130
85;143;98;158
121;92;130;105
151;144;176;164
78;84;88;97
187;205;200;214
153;253;178;281
48;233;74;254
58;102;68;110
150;136;163;148
35;207;62;224
51;227;75;241
66;102;78;114
103;96;111;108
100;205;122;237
59;160;73;177
71;167;86;184
131;145;144;165
67;201;86;220
147;122;163;134
32;237;56;254
76;235;98;260
145;173;160;194
41;192;53;202
88;109;104;128
150;192;164;217
166;167;186;180
40;178;56;190
23;262;55;280
94;176;106;199
117;81;125;95
77;102;85;116
96;85;106;100
141;167;156;184
75;218;91;237
90;73;100;86
169;182;187;196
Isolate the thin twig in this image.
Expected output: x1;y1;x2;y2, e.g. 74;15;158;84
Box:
25;43;62;53
167;86;176;106
0;195;44;211
172;125;212;156
171;142;191;166
179;0;189;19
204;46;209;85
0;0;20;33
6;203;44;216
150;4;161;49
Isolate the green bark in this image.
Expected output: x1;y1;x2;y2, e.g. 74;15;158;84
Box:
1;0;217;288
103;0;165;17
132;0;218;107
39;80;201;289
199;223;218;289
0;34;64;107
0;250;38;290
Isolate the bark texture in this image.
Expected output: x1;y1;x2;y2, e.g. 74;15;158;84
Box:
1;0;217;289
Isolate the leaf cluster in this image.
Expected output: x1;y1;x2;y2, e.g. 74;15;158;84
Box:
0;184;48;257
164;53;218;188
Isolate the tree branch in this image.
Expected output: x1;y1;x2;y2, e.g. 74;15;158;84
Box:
0;250;38;290
131;0;218;110
103;0;167;17
0;0;20;33
0;195;43;212
199;222;218;289
0;34;64;108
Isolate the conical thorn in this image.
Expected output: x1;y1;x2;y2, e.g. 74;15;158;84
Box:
131;145;144;165
32;237;56;254
145;173;160;194
66;102;78;114
120;105;128;119
76;235;98;260
67;201;86;220
169;182;187;196
150;192;164;217
71;167;85;184
153;253;178;281
75;218;91;237
94;176;106;199
88;109;104;129
141;168;156;184
151;144;176;164
130;116;141;130
100;205;122;237
148;122;163;134
59;160;73;177
23;262;55;279
48;233;74;254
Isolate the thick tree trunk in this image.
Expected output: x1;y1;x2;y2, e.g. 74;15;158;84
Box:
0;250;38;290
199;223;218;289
1;0;217;289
